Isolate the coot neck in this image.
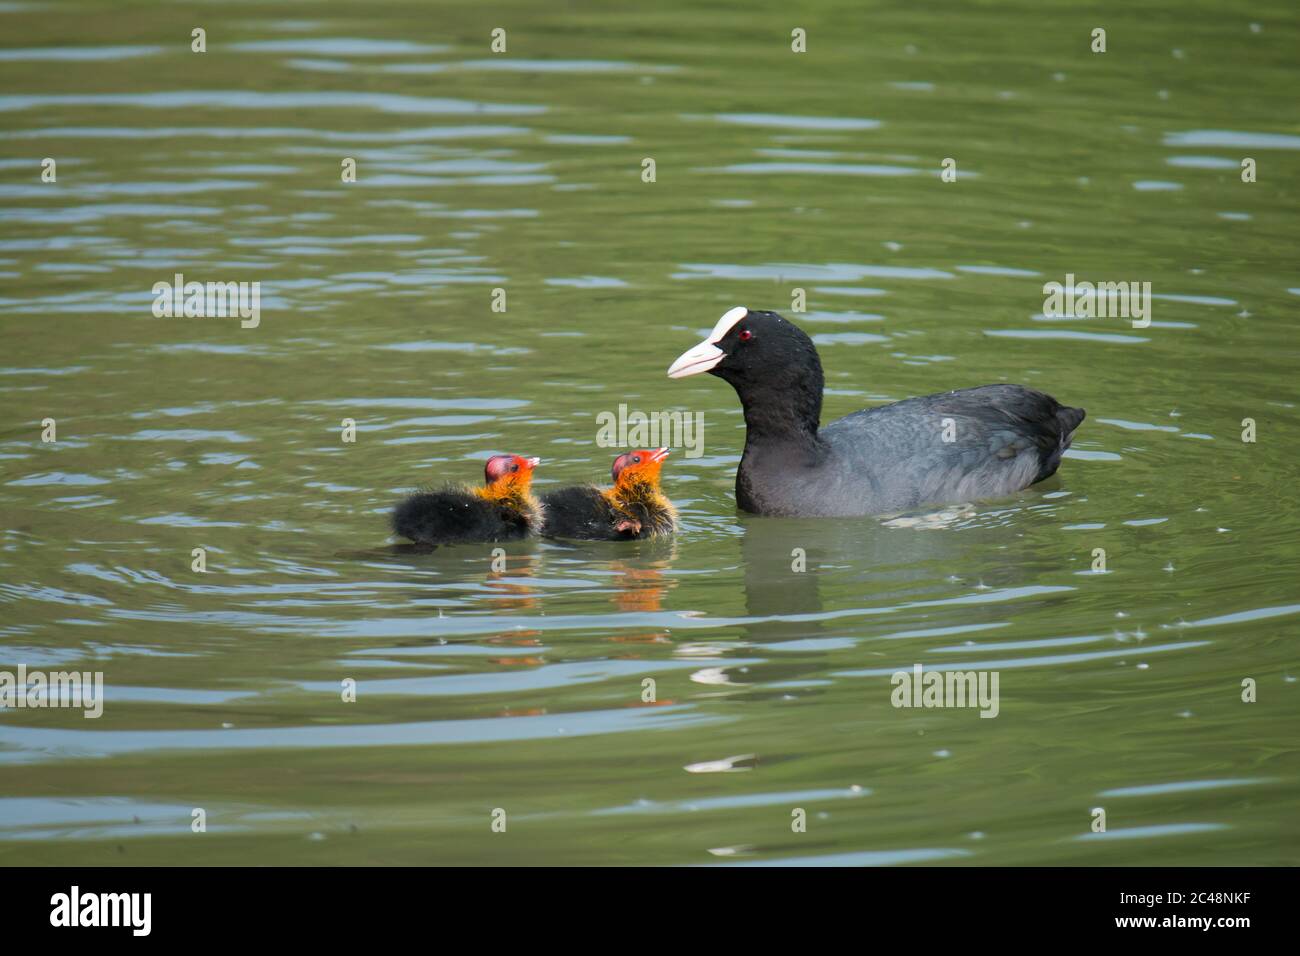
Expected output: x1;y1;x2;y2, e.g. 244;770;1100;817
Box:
732;366;827;455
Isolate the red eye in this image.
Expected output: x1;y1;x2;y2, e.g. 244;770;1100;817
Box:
738;329;753;341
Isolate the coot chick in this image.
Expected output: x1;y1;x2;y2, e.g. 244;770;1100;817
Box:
541;448;678;540
668;308;1085;517
391;454;543;545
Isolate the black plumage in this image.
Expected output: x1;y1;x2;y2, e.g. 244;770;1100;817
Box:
391;488;536;545
540;486;639;540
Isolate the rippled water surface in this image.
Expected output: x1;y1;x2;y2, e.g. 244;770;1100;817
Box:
1;0;1298;864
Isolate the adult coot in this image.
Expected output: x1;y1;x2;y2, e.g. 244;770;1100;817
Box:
668;308;1085;517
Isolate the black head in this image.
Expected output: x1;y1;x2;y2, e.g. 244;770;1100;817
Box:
666;308;824;438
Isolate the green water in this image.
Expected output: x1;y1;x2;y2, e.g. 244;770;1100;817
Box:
1;0;1297;865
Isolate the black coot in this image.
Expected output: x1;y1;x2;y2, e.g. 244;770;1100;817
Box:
391;454;543;545
541;448;677;539
668;308;1085;517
